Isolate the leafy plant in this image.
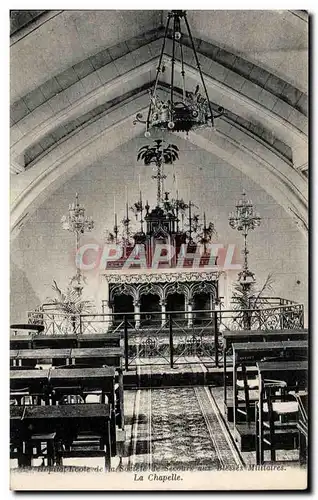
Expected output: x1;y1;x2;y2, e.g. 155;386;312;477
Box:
105;231;116;243
130;200;143;219
48;279;93;315
197;221;216;245
137;139;179;165
173;198;189;213
231;273;275;311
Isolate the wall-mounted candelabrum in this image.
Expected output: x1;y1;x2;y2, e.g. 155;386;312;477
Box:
61;193;94;295
228;193;261;284
228;193;261;328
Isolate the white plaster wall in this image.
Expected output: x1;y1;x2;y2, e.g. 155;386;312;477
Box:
10;135;308;323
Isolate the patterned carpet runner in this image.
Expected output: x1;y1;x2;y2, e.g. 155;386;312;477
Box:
122;387;242;471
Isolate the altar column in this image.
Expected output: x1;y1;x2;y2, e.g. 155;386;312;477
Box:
134;300;141;330
187;300;193;328
160;299;167;327
210;293;214;318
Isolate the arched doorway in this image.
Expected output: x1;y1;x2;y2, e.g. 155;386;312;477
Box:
140;294;161;326
113;295;134;324
193;292;211;324
167;293;185;321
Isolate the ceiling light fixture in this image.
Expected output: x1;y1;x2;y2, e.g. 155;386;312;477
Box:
134;10;224;136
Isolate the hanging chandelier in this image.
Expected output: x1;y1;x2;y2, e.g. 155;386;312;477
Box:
134;10;224;136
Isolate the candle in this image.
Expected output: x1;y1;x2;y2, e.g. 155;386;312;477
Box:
138;173;141;192
125;186;128;204
113;194;116;216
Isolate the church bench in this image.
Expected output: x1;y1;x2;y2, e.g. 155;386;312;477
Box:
48;367;118;456
11;347;123;368
77;333;121;348
10;348;72;368
222;329;308;415
256;360;308;465
231;341;308;427
10;336;33;350
10;403;112;470
10;332;121;350
10;367;119;456
295;393;308;465
69;347;123;367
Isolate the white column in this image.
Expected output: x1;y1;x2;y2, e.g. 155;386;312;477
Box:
187;300;193;328
161;300;166;327
134;301;140;330
210;293;214;318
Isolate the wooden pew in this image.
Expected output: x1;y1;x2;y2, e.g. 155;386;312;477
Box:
10;404;112;470
222;329;308;417
48;367;118;456
295;392;308;465
11;348;72;368
10;367;119;456
10;347;125;430
10;332;121;350
70;347;123;367
10;369;50;404
10;324;44;350
232;340;308;427
11;347;123;368
256;360;308;464
77;334;121;348
11;324;44;334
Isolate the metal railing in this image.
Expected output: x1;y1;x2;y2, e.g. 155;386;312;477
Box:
26;302;305;369
230;296;298;309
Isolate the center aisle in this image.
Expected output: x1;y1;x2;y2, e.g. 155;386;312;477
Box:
122;387;243;472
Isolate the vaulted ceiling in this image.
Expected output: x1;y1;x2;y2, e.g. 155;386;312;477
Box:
10;10;308;237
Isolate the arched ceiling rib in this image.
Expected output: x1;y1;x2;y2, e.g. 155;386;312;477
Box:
10;10;308;237
10;10;308;103
10;93;308;239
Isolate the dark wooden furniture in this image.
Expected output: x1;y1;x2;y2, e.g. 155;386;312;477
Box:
11;348;72;368
11;332;121;350
10;325;45;349
11;347;123;368
11;324;44;333
10;336;33;350
256;360;308;464
10;404;112;470
48;367;117;456
295;392;308;465
222;329;308;416
77;334;121;348
32;335;78;349
10;369;50;402
232;340;308;427
70;347;123;367
10;347;125;431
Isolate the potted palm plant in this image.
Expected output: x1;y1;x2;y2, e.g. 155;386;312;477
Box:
231;273;275;329
137;139;179;206
46;279;94;334
137;139;179;166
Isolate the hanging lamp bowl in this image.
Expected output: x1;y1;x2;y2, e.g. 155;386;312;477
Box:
150;102;210;133
134;10;224;135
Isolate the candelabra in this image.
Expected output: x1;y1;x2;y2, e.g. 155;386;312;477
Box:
229;193;261;328
134;10;224;136
229;193;261;283
61;193;94;295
